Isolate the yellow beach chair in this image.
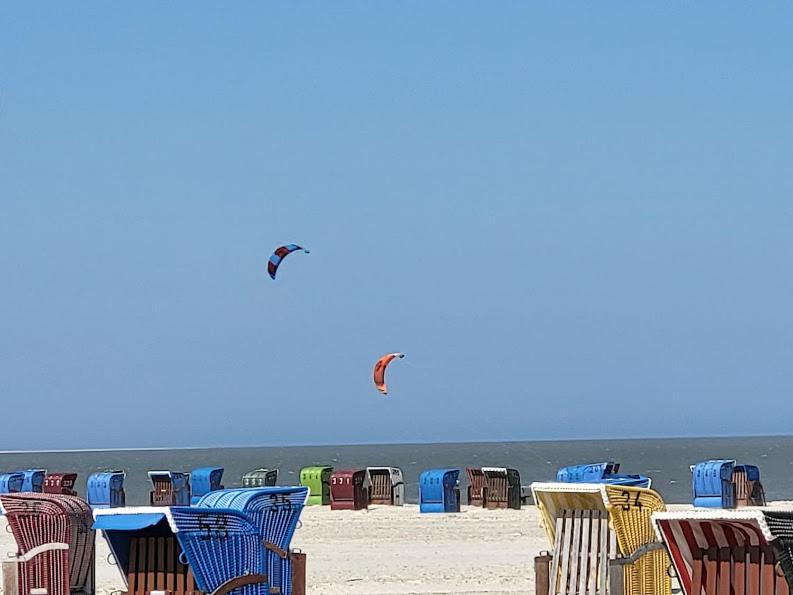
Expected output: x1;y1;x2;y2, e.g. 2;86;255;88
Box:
531;482;671;595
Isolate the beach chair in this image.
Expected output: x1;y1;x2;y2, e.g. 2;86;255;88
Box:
0;472;24;494
557;463;652;489
87;470;126;508
467;467;487;507
330;469;370;510
299;466;333;506
531;482;670;595
190;467;224;505
198;487;310;595
242;469;279;488
20;469;46;492
149;471;191;506
43;472;79;495
94;506;269;595
483;467;522;510
733;465;766;507
653;509;793;595
366;467;405;506
0;493;95;595
419;469;461;513
691;461;736;508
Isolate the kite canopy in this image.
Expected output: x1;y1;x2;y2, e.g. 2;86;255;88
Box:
373;353;405;395
268;244;309;280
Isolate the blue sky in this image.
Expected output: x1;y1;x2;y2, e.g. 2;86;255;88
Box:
1;3;792;449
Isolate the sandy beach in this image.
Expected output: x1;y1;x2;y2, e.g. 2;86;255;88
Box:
292;505;538;595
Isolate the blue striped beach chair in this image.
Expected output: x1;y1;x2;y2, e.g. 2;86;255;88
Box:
198;487;309;595
0;472;24;493
94;506;268;595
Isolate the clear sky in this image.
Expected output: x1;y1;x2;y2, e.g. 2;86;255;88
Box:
1;4;792;450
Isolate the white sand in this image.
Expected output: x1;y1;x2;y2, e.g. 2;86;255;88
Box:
292;504;544;595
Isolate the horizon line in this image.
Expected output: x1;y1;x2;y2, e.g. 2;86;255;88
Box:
0;432;790;455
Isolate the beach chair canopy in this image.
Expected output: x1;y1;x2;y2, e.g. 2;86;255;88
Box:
366;467;405;506
692;460;736;508
43;472;78;495
190;467;224;504
94;506;268;595
419;468;460;513
557;462;652;488
148;470;191;506
653;510;793;595
0;472;24;494
197;487;309;595
242;468;279;488
87;470;125;508
300;466;333;506
1;492;95;595
20;469;46;492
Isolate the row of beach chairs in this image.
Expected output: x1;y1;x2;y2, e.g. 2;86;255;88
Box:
532;480;793;595
0;459;764;513
0;486;310;595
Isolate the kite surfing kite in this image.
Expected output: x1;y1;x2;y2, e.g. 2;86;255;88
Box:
373;352;405;395
268;244;310;280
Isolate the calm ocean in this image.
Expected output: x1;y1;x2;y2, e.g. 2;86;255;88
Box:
1;435;790;504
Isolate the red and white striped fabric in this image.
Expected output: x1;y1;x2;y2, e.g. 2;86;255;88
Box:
653;510;776;595
0;493;95;595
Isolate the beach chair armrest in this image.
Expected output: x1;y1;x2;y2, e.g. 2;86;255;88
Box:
612;542;666;565
209;573;268;595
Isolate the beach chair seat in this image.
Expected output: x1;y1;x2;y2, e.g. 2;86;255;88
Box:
125;534;203;595
549;508;616;595
369;470;391;505
653;510;793;595
467;468;487;507
366;467;405;506
486;471;508;509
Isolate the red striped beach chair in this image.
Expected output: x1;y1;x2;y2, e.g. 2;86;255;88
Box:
0;493;95;595
653;510;793;595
